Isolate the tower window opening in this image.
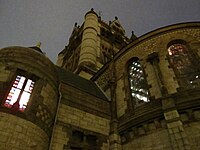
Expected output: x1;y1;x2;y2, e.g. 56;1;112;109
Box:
129;60;149;105
3;75;35;112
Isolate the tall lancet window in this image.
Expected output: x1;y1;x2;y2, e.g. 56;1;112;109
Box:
167;40;200;88
129;58;149;105
3;75;35;112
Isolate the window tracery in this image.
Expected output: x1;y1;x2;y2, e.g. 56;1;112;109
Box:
167;41;200;88
129;59;149;105
3;75;35;112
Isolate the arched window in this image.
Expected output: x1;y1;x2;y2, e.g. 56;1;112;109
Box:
167;40;200;88
128;58;149;105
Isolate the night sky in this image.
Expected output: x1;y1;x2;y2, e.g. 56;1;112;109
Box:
1;0;200;63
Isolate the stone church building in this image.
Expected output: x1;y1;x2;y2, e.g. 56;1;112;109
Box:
0;9;200;150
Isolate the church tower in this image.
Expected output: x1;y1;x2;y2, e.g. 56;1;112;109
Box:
57;9;131;79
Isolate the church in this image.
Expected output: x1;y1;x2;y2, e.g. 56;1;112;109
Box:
0;9;200;150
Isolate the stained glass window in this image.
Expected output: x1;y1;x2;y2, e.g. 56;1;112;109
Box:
168;42;200;87
168;43;192;74
129;60;149;105
4;75;35;112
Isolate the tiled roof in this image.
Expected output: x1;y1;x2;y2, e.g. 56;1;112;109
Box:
56;66;108;101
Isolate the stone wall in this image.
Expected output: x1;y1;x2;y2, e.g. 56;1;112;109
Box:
59;104;110;135
185;121;200;150
122;129;171;150
0;62;11;82
51;83;110;149
51;104;110;149
0;112;49;150
180;109;200;150
116;78;127;117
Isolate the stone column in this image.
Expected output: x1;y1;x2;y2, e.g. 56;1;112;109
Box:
109;61;122;150
146;52;168;96
162;98;191;150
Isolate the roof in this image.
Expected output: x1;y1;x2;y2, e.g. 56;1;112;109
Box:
56;66;108;101
29;46;43;54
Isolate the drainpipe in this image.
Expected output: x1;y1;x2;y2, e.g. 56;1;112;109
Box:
48;83;62;150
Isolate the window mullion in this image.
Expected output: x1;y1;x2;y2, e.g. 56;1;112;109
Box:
16;78;28;103
11;77;28;111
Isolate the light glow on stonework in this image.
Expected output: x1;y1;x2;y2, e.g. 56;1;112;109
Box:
4;76;34;111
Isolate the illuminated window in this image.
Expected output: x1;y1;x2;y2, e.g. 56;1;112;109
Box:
129;59;149;105
168;41;200;87
3;75;35;112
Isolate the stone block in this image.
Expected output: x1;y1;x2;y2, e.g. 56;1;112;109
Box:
0;72;10;82
172;127;179;133
183;137;190;145
149;122;156;130
0;134;8;143
101;142;109;150
180;113;189;122
128;131;135;139
193;110;200;120
177;139;184;147
162;98;175;110
168;129;173;134
167;121;182;129
164;110;179;120
161;120;167;128
174;133;182;140
15;125;23;133
138;127;146;135
180;132;186;138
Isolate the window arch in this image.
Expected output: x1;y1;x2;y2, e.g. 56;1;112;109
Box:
167;39;200;88
128;58;149;105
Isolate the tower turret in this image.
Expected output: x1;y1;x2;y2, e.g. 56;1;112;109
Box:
78;8;99;78
0;46;59;150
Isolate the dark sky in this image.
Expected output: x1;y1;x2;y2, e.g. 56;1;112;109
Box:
1;0;200;63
